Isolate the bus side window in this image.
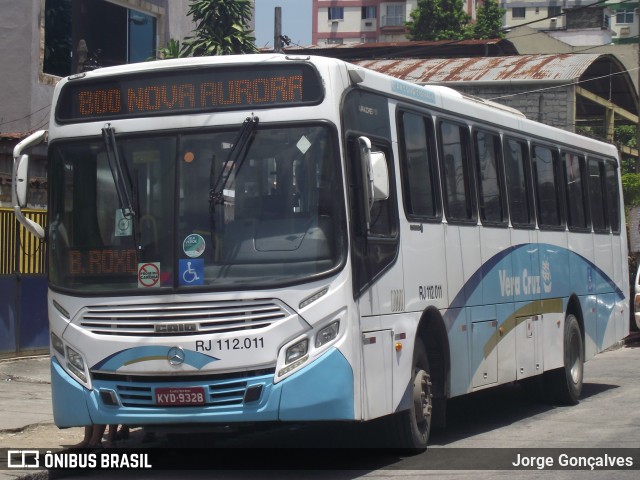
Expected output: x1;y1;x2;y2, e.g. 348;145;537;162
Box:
504;137;535;228
604;161;621;234
438;120;476;223
474;130;506;226
588;158;608;233
562;151;589;231
398;111;441;221
532;144;564;229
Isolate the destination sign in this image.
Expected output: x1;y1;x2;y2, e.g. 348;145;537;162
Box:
68;249;137;276
56;64;324;122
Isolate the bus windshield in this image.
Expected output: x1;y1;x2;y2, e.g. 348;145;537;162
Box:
48;124;346;292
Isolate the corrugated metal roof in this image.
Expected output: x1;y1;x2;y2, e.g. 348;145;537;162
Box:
284;39;507;51
354;54;605;84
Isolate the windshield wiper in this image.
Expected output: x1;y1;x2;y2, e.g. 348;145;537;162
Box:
102;124;142;253
209;115;259;237
209;114;259;205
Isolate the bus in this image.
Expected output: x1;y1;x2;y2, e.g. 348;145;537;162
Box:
13;54;629;451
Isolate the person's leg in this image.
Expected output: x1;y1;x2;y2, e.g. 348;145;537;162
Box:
88;425;106;447
71;425;92;448
105;424;119;447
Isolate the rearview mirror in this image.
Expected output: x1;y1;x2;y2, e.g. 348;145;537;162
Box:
357;136;389;229
15;154;29;208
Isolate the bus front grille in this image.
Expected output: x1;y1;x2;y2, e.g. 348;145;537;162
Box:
93;370;274;409
78;299;291;336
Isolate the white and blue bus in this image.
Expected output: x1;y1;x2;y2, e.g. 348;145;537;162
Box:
13;54;629;450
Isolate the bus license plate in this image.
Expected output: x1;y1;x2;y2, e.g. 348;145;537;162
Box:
155;387;206;406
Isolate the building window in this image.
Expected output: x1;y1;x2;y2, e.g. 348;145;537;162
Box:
328;7;344;21
616;9;635;24
326;38;344;44
382;4;405;26
43;0;157;77
548;6;561;17
512;7;526;19
362;6;376;19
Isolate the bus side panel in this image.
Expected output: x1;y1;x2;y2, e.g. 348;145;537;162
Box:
446;307;470;397
593;233;615;352
568;231;594;298
612;232;629;342
581;292;598;361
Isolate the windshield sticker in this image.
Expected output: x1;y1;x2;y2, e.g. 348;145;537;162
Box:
179;259;204;286
183;234;206;258
138;262;161;288
115;209;133;237
296;136;311;154
183;151;195;163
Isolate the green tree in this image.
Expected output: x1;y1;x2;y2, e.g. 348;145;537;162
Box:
406;0;471;41
181;0;257;56
155;39;182;60
622;173;640;207
471;0;506;39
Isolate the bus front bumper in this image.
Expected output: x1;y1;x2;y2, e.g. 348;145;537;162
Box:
51;347;354;427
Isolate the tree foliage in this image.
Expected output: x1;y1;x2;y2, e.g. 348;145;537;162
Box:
407;0;506;41
471;0;506;39
407;0;471;41
623;173;640;207
180;0;257;56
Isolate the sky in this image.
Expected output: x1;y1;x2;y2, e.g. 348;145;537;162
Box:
254;0;313;48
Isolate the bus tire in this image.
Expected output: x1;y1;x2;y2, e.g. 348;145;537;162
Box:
546;314;583;405
385;339;432;452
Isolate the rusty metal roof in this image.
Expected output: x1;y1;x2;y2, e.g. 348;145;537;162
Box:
353;53;605;84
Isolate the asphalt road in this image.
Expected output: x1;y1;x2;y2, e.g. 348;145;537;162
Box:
9;332;640;480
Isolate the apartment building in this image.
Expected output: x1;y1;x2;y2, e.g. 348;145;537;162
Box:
313;0;477;45
501;1;637;43
0;0;194;207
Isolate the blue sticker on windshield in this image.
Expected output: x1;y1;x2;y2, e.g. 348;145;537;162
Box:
179;259;204;286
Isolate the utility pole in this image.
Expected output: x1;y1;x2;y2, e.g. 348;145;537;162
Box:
274;7;283;53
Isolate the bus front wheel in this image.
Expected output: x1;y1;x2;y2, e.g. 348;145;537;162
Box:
546;314;584;405
384;339;432;452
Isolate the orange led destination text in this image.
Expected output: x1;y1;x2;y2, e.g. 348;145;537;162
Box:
77;75;304;117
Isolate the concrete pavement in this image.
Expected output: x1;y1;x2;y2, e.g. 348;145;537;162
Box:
0;355;153;480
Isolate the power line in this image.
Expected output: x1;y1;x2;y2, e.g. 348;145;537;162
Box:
0;103;51;129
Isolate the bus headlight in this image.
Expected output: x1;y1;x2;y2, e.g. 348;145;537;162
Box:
278;339;309;378
50;332;65;356
65;346;87;383
285;339;308;364
315;320;339;348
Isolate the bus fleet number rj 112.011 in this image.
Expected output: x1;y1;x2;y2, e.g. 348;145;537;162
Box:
195;337;265;352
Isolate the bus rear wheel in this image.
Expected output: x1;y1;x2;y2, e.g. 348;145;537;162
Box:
545;314;584;405
384;339;432;452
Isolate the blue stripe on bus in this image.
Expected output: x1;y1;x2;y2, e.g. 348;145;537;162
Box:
444;243;624;331
50;348;354;427
92;345;218;372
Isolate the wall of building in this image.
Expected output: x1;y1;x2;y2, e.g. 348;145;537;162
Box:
0;0;193;136
455;84;575;133
313;0;422;45
0;1;50;134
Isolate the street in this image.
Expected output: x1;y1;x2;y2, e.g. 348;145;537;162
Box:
2;332;638;480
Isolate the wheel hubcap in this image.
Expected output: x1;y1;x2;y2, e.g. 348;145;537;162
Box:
569;333;582;384
412;369;432;427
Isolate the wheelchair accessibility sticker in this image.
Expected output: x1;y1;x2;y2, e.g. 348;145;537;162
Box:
179;259;204;285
